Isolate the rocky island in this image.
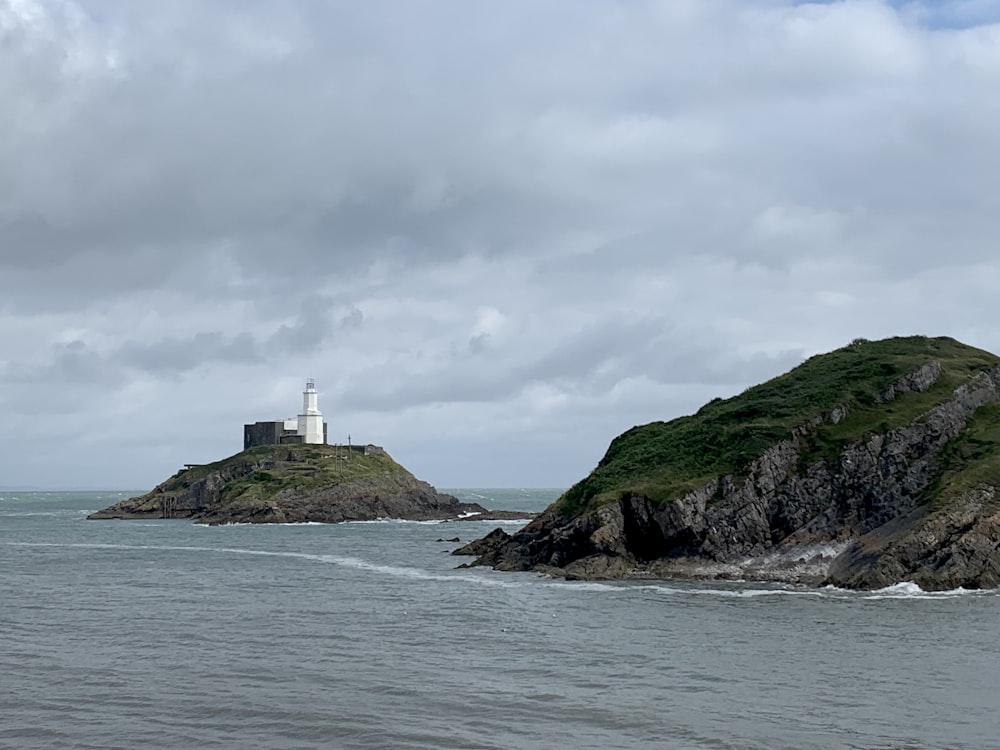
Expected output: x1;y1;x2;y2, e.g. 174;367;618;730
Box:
457;336;1000;590
89;444;527;525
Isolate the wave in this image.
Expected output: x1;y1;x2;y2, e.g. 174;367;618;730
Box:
1;508;108;518
197;518;460;527
344;516;532;525
0;541;525;589
541;578;999;600
528;578;1000;599
631;583;824;598
526;579;827;598
5;541;995;599
186;516;528;528
195;521;332;527
460;491;491;501
859;581;995;599
316;555;523;587
343;518;454;525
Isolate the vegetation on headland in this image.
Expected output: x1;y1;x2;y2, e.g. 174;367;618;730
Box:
163;443;404;506
88;442;520;524
559;336;1000;515
927;401;1000;508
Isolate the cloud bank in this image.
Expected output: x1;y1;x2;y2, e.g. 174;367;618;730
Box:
1;0;998;488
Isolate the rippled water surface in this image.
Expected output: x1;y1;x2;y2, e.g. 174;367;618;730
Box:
3;490;1000;750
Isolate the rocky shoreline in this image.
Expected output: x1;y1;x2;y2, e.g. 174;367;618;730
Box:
456;339;1000;590
454;485;1000;590
89;444;533;525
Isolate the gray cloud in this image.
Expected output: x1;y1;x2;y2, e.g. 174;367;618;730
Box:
1;0;999;488
116;332;264;376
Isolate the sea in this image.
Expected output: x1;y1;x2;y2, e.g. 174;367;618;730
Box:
2;489;999;750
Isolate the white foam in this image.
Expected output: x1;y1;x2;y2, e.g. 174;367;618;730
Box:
860;582;993;599
874;581;924;595
199;518;447;526
316;555;515;586
7;540;995;598
121;515;527;527
541;577;917;600
343;517;450;525
439;517;531;527
198;521;331;527
531;579;826;598
543;580;622;592
558;579;992;600
0;540;524;588
631;583;826;598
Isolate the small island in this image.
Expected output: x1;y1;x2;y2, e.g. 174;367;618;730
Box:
457;336;1000;590
90;380;529;525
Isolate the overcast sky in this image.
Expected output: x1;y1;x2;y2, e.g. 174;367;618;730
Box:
1;0;999;490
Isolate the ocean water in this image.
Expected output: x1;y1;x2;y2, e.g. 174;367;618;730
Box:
2;489;1000;750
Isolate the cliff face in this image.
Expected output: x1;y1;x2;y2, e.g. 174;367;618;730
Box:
457;337;1000;590
89;444;498;524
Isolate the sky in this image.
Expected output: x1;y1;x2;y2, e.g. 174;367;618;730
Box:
1;0;999;490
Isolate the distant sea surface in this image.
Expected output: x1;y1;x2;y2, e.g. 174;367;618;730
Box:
3;490;1000;750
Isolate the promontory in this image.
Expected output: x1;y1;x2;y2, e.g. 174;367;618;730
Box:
89;444;527;525
456;336;1000;590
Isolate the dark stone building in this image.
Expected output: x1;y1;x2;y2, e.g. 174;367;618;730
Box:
244;420;329;450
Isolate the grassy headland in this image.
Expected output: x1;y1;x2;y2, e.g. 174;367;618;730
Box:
559;336;1000;515
161;444;405;506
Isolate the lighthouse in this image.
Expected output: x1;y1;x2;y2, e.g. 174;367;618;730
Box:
243;380;329;449
297;379;325;444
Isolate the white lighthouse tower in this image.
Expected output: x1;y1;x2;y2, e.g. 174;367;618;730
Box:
297;379;325;444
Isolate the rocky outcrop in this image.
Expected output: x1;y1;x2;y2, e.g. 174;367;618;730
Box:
457;361;1000;590
89;445;531;525
193;475;478;525
89;455;266;520
826;486;1000;590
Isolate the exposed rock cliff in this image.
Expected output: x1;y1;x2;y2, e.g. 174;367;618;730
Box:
89;444;527;524
456;337;1000;590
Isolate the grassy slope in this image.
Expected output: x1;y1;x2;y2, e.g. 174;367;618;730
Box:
560;336;1000;515
157;444;410;506
927;401;1000;508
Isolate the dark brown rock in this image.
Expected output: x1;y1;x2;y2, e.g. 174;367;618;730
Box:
460;362;1000;590
88;445;512;525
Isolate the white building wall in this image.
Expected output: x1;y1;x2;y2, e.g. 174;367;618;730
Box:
298;414;324;444
297;379;325;444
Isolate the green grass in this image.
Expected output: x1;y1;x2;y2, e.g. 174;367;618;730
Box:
159;444;408;506
926;401;1000;508
558;336;999;515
